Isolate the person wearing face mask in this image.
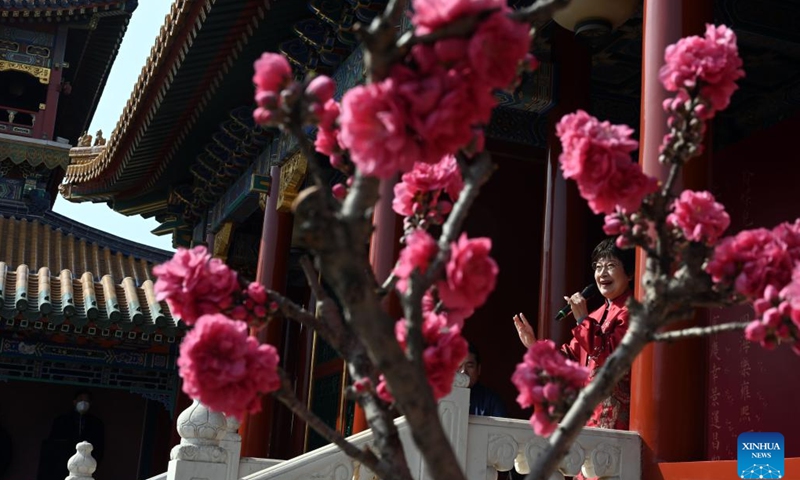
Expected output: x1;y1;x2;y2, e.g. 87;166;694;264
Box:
512;238;634;432
39;390;105;480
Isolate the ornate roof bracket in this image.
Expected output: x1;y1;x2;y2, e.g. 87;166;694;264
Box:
276;150;307;213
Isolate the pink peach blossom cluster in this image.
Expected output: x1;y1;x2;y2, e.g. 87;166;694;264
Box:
706;220;800;300
153;246;239;325
556;110;658;215
377;312;468;402
335;0;532;178
709;220;800;354
393;230;438;293
393;155;463;229
511;340;590;436
178;314;281;420
746;276;800;355
230;282;279;324
659;24;744;117
602;208;651;249
252;53;345;175
667;190;730;244
437;234;498;314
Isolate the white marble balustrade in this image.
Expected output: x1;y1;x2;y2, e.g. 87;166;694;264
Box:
161;376;641;480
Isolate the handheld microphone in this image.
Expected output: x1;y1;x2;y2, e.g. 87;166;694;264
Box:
554;283;599;321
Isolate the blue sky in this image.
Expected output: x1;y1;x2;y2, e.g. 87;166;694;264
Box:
52;1;176;251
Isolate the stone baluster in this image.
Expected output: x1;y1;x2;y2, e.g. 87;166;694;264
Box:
167;400;228;480
417;371;471;480
65;441;96;480
221;414;242;480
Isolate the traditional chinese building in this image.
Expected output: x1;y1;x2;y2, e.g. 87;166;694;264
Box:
59;0;800;478
0;2;183;480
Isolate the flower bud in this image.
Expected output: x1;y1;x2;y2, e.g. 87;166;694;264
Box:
305;75;336;103
332;183;347;200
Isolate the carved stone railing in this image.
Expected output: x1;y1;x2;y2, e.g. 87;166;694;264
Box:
466;416;641;480
160;377;640;480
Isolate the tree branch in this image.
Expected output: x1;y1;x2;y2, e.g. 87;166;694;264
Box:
652;321;750;342
272;370;402;480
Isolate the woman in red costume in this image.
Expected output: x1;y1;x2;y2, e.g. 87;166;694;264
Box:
513;238;634;431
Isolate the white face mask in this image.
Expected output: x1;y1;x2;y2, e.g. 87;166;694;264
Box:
76;401;90;414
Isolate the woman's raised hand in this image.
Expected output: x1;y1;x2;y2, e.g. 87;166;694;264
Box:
513;312;536;348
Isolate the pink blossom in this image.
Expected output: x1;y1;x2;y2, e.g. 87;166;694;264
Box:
177;314;281;420
246;282;267;304
511;340;590;437
556;110;657;215
392;182;417;217
468;11;530;89
603;212;626;236
153;246;239;325
405;155;464;198
379;313;468;402
253;53;292;94
667;190;730;243
659;24;744;114
706;228;793;299
394;230;438;293
420;82;484;161
438;234;498;311
392;156;464;218
744;320;767;342
315;99;344;158
339;80;419;178
410;0;505;35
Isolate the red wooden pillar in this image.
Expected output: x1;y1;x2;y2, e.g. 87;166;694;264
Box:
630;1;712;477
538;25;595;345
42;25;68;141
351;176;403;434
240;164;293;457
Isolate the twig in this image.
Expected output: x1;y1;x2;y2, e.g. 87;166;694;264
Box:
297;256;354;354
652;321;750;342
272;370;401;480
381;272;399;292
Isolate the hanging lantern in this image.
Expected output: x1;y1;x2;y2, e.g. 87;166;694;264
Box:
552;0;639;39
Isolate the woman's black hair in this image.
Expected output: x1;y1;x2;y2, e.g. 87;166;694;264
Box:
591;238;635;276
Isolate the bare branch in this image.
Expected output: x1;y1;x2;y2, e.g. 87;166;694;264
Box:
359;0;409;82
652;321;750;342
272;370;404;480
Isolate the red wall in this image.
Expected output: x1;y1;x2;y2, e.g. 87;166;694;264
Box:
0;381;159;480
706;113;800;459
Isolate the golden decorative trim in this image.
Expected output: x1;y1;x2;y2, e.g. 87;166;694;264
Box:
212;222;235;262
276;150;307;213
0;60;50;84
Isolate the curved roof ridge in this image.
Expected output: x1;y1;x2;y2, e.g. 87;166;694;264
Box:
62;0;205;190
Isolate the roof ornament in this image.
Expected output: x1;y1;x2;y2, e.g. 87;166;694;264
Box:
94;130;106;146
77;132;93;147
